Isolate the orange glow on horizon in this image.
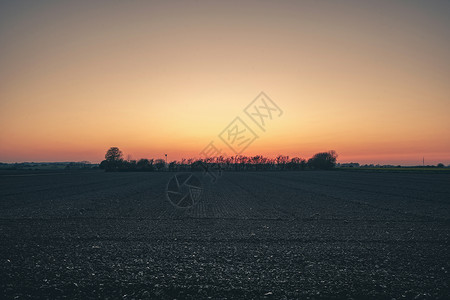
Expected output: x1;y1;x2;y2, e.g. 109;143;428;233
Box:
1;1;449;165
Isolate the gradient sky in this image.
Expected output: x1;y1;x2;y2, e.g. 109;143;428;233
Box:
1;0;449;165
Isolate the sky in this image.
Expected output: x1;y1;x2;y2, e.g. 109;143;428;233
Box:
1;0;449;165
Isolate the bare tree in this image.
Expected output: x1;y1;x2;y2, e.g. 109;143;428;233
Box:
105;147;123;162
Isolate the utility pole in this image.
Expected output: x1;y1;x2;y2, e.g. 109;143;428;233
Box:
423;157;424;166
165;154;167;165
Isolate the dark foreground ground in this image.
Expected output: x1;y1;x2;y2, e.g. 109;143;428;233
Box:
0;170;449;299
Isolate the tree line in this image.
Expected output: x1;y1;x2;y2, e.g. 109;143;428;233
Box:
99;147;338;172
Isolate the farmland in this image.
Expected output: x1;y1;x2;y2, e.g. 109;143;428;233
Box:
1;170;449;299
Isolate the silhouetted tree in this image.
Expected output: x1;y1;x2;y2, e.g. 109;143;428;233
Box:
122;160;137;171
154;159;166;171
105;147;123;162
99;160;108;170
99;149;340;172
287;157;306;170
307;150;338;170
437;163;444;168
137;158;154;171
276;155;289;170
100;147;124;171
168;161;177;171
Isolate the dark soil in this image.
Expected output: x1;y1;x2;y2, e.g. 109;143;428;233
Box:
1;170;449;299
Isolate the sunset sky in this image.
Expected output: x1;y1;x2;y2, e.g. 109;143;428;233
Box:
1;1;449;165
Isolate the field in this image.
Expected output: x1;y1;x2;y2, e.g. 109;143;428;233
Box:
1;170;449;299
